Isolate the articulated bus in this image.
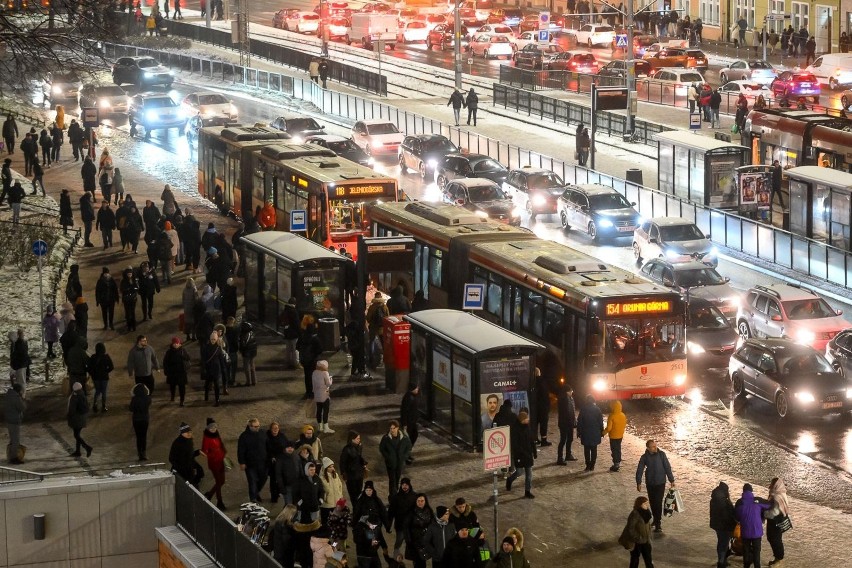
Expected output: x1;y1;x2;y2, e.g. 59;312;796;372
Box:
367;201;688;400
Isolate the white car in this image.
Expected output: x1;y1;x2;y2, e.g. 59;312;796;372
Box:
421;13;447;31
719;59;777;85
719;80;773;103
398;21;429;43
511;31;550;50
327;17;350;39
351;119;404;156
649;68;706;97
468;34;515;59
633;217;718;268
474;24;515;39
181;91;238;126
285;11;321;33
568;24;615;47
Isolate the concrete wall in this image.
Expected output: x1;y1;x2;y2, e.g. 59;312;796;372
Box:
0;471;175;568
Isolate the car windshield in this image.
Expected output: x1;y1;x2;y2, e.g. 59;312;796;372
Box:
527;172;564;189
366;123;399;134
143;98;176;108
198;94;229;105
137;58;159;69
782;299;837;320
96;86;126;96
422;137;458;153
689;305;729;329
659;223;704;241
468;184;506;201
674;267;725;288
287;118;321;131
589;192;631;210
473;158;505;172
326;139;360;153
780;352;833;375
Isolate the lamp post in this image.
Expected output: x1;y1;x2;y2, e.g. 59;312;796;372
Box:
454;0;462;90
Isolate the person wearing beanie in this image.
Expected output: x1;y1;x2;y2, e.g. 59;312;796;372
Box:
169;422;204;487
163;336;191;406
328;497;352;550
735;482;771;568
312;360;334;434
320;457;344;526
492;535;530;568
238;417;268;503
339;430;368;503
506;409;537;498
67;381;93;458
635;439;675;533
298;423;324;462
388;477;417;559
129;383;151;461
201;418;228;510
423;504;455;567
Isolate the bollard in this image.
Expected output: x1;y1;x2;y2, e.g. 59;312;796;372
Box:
626;168;643;186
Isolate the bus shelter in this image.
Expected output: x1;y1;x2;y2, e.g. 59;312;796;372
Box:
786;166;852;251
242;231;352;333
405;309;543;448
655;130;750;210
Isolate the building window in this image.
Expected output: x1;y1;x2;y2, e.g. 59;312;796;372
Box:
791;1;809;32
768;0;785;32
699;0;719;25
735;0;755;27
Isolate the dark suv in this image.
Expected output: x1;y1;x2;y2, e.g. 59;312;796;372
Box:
398;134;458;179
128;93;187;139
513;44;565;70
112;56;173;88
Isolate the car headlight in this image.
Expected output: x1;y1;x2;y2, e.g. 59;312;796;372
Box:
686;341;705;354
367;157;375;165
531;194;547;207
292;136;304;144
202;110;216;118
475;210;489;218
665;249;680;259
99;99;111;108
598;218;614;228
52;86;63;95
176;109;187;120
145;110;158;121
846;388;852;399
592;379;608;391
511;207;523;217
144;71;154;78
794;391;815;403
795;329;816;345
708;246;719;257
427;159;438;168
673;374;686;386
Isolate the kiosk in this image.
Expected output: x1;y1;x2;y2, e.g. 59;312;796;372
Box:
242;231;351;333
405;309;543;448
785;166;852;251
655;130;750;209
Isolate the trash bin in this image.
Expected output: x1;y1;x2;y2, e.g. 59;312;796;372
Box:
626;168;643;186
318;318;340;352
383;316;410;393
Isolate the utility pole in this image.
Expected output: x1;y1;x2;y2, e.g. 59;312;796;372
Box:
233;0;250;67
453;0;462;90
626;0;635;134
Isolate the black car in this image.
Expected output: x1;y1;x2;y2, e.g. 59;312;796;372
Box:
304;134;372;166
44;71;82;106
112;56;173;88
513;44;565;70
685;299;739;372
597;59;651;79
398;134;459;179
728;338;851;418
434;153;509;189
270;117;325;141
442;178;520;225
825;328;852;377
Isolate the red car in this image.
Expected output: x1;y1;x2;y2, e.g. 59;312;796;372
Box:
770;71;821;104
551;51;599;73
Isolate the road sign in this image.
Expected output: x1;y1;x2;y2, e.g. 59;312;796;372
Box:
81;107;99;128
538;11;549;29
32;240;48;257
689;112;701;130
764;14;788;21
615;33;628;47
483;426;511;471
537;30;549;42
290;209;307;232
462;283;485;310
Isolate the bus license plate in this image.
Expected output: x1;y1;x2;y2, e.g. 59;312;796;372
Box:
823;401;842;409
632;393;652;399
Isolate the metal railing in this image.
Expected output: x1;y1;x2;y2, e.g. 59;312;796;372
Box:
175;476;279;568
162;20;387;96
0;465;48;485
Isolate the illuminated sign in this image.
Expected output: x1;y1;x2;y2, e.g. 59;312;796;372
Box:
605;300;673;316
334;183;395;199
295;176;309;188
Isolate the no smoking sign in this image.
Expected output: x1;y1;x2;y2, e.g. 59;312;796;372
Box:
483;426;512;471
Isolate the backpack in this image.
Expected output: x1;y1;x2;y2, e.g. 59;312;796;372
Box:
369;302;388;329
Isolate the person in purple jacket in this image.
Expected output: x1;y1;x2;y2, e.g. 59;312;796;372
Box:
734;483;771;568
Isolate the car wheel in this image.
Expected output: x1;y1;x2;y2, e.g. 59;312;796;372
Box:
560;211;570;231
588;221;599;242
720;72;727;83
731;373;746;398
418;161;427;179
842;95;850;109
775;391;790;419
398;153;408;173
437;175;447;190
632;241;642;262
737;320;752;340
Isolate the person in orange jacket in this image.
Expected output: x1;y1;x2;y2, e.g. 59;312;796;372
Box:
603;400;627;472
258;201;276;231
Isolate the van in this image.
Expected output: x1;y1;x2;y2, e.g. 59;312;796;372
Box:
349;13;399;49
805;53;852;90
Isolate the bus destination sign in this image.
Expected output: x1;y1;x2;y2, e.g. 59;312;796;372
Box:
604;300;673;316
333;183;395;199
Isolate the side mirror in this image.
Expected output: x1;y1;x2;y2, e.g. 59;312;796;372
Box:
649;238;658;244
631;201;637;206
837;309;844;316
456;198;465;206
724;277;731;283
771;314;783;322
662;278;674;287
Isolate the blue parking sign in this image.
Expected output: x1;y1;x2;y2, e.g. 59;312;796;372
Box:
538;30;549;42
615;34;628;47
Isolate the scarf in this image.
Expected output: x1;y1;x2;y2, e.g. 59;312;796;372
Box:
638;507;652;523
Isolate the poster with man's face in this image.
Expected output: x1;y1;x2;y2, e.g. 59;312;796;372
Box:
480;392;503;431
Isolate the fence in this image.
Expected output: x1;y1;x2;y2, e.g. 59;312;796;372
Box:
0;465;47;485
175;477;279;568
163;20;387;96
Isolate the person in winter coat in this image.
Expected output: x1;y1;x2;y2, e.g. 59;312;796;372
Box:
220;277;238;320
298;321;324;399
621;496;653;568
238;321;258;386
155;229;175;284
73;296;89;339
20;133;37;176
556;383;577;464
379;420;412;494
163;337;191;406
404;494;433;568
66;263;82;304
5;383;26;463
201;331;227;406
313;360;334;433
766;477;789;565
1;158;12;206
50;122;63;162
465;88;479;126
87;342;114;412
386;285;411;315
272;503;299;568
388;478;417;557
353;481;390;538
603;400;627;472
129;382;151;460
96;200;116;249
709;88;722;129
125;206;144;253
112;167;125;205
298;423;324;461
67;382;92;457
577;127;591;166
43;305;60;359
441;525;485;568
328;498;351;549
339;430;368;502
182;279;198;341
39;128;53;166
281;297;301;369
309;57;320;83
169;422;204;487
238;417;268;503
182;210;202;272
275;440;301;505
2;114;18;155
320;458;345;526
354;513;387;568
635;439;676;533
161;183;177;218
492;536;530;568
423;506;454;567
318;58;330;89
447;89;465;126
80;192;96;247
735;93;749;131
138;261;160;320
7;181;24;224
449;497;478;531
506;409;537;498
266;421;289;502
400;384;420;461
65;336;89;393
201;418;228;510
735;483;771;568
81;155;97;197
120;267;139;331
67;119;83;161
576;394;603;471
58;188;74;234
9;329;30;394
709;481;737;568
296;461;324;526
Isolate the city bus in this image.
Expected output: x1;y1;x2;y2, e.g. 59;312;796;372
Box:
253;145;399;255
367;201;688;400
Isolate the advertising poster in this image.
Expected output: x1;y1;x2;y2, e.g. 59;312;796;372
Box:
452;354;472;402
708;157;738;209
739;172;761;206
479;357;531;417
433;341;451;391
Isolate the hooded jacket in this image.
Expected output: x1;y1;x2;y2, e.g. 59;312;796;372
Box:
95;274;119;306
768;478;789;517
709;481;737;532
339;437;367;480
163;345;190;385
67;390;89;430
295;463;324;518
319;458;345;509
388;482;417;531
87;343;114;382
450;503;479;531
635;448;675;487
129;383;152;422
603;400;627;440
735;489;770;539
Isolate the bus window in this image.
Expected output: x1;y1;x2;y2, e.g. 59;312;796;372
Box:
429;248;443;288
642;318;684;361
543;300;565;345
521;289;544;337
605;321;641;370
414;243;429;299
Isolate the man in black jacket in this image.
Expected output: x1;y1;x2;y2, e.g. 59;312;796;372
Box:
339;430;368;502
441;525;485;568
96;201;116;249
447;89;465;126
388;478;417;556
95;267;119;330
238;417;268;503
1;158;12;206
465;89;479;126
169;422;203;486
68;120;84;161
505;410;537;498
400;384;420;462
275;440;301;505
80;192;96;247
556;383;578;464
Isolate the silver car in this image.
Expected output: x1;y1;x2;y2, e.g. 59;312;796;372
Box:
633;217;718;267
639;259;740;320
558;184;642;243
719;59;777;85
78;84;128;114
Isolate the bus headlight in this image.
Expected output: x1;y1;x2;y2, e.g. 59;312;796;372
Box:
686;341;705;354
592;379;608;391
846;388;852;399
52;85;63;95
673;374;686;386
99;99;111;108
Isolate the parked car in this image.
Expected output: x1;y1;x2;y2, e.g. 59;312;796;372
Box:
513;43;565;69
770;71;821;104
434;153;509;188
78;83;128;114
648;68;706;97
442;178;520;225
824;328;852;376
643;47;688;69
567;24;615;47
181;91;238;126
305;134;372;166
398;21;429;43
44;71;82;106
558;183;641;242
501;167;567;219
127;92;187;140
271;117;325;142
468;34;515;59
112;56;173;88
426;24;469;50
597;59;651;79
285;11;321;33
398;134;459;179
719;59;777;85
736;283;846;351
549;51;599;73
351;119;404;156
685;299;740;372
729;338;851;418
511;31;555;50
633;216;717;267
639;259;740;320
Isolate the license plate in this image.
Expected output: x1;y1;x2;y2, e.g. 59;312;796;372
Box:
823;401;842;409
800;83;811;87
618;226;634;232
632;392;652;399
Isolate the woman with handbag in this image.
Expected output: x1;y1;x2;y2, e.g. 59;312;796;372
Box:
766;477;790;566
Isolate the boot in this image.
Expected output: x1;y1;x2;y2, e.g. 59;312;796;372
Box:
324;423;335;434
506;477;513;491
524;491;535;499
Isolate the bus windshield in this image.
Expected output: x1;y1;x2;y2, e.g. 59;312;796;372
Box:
599;318;684;370
329;200;365;233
